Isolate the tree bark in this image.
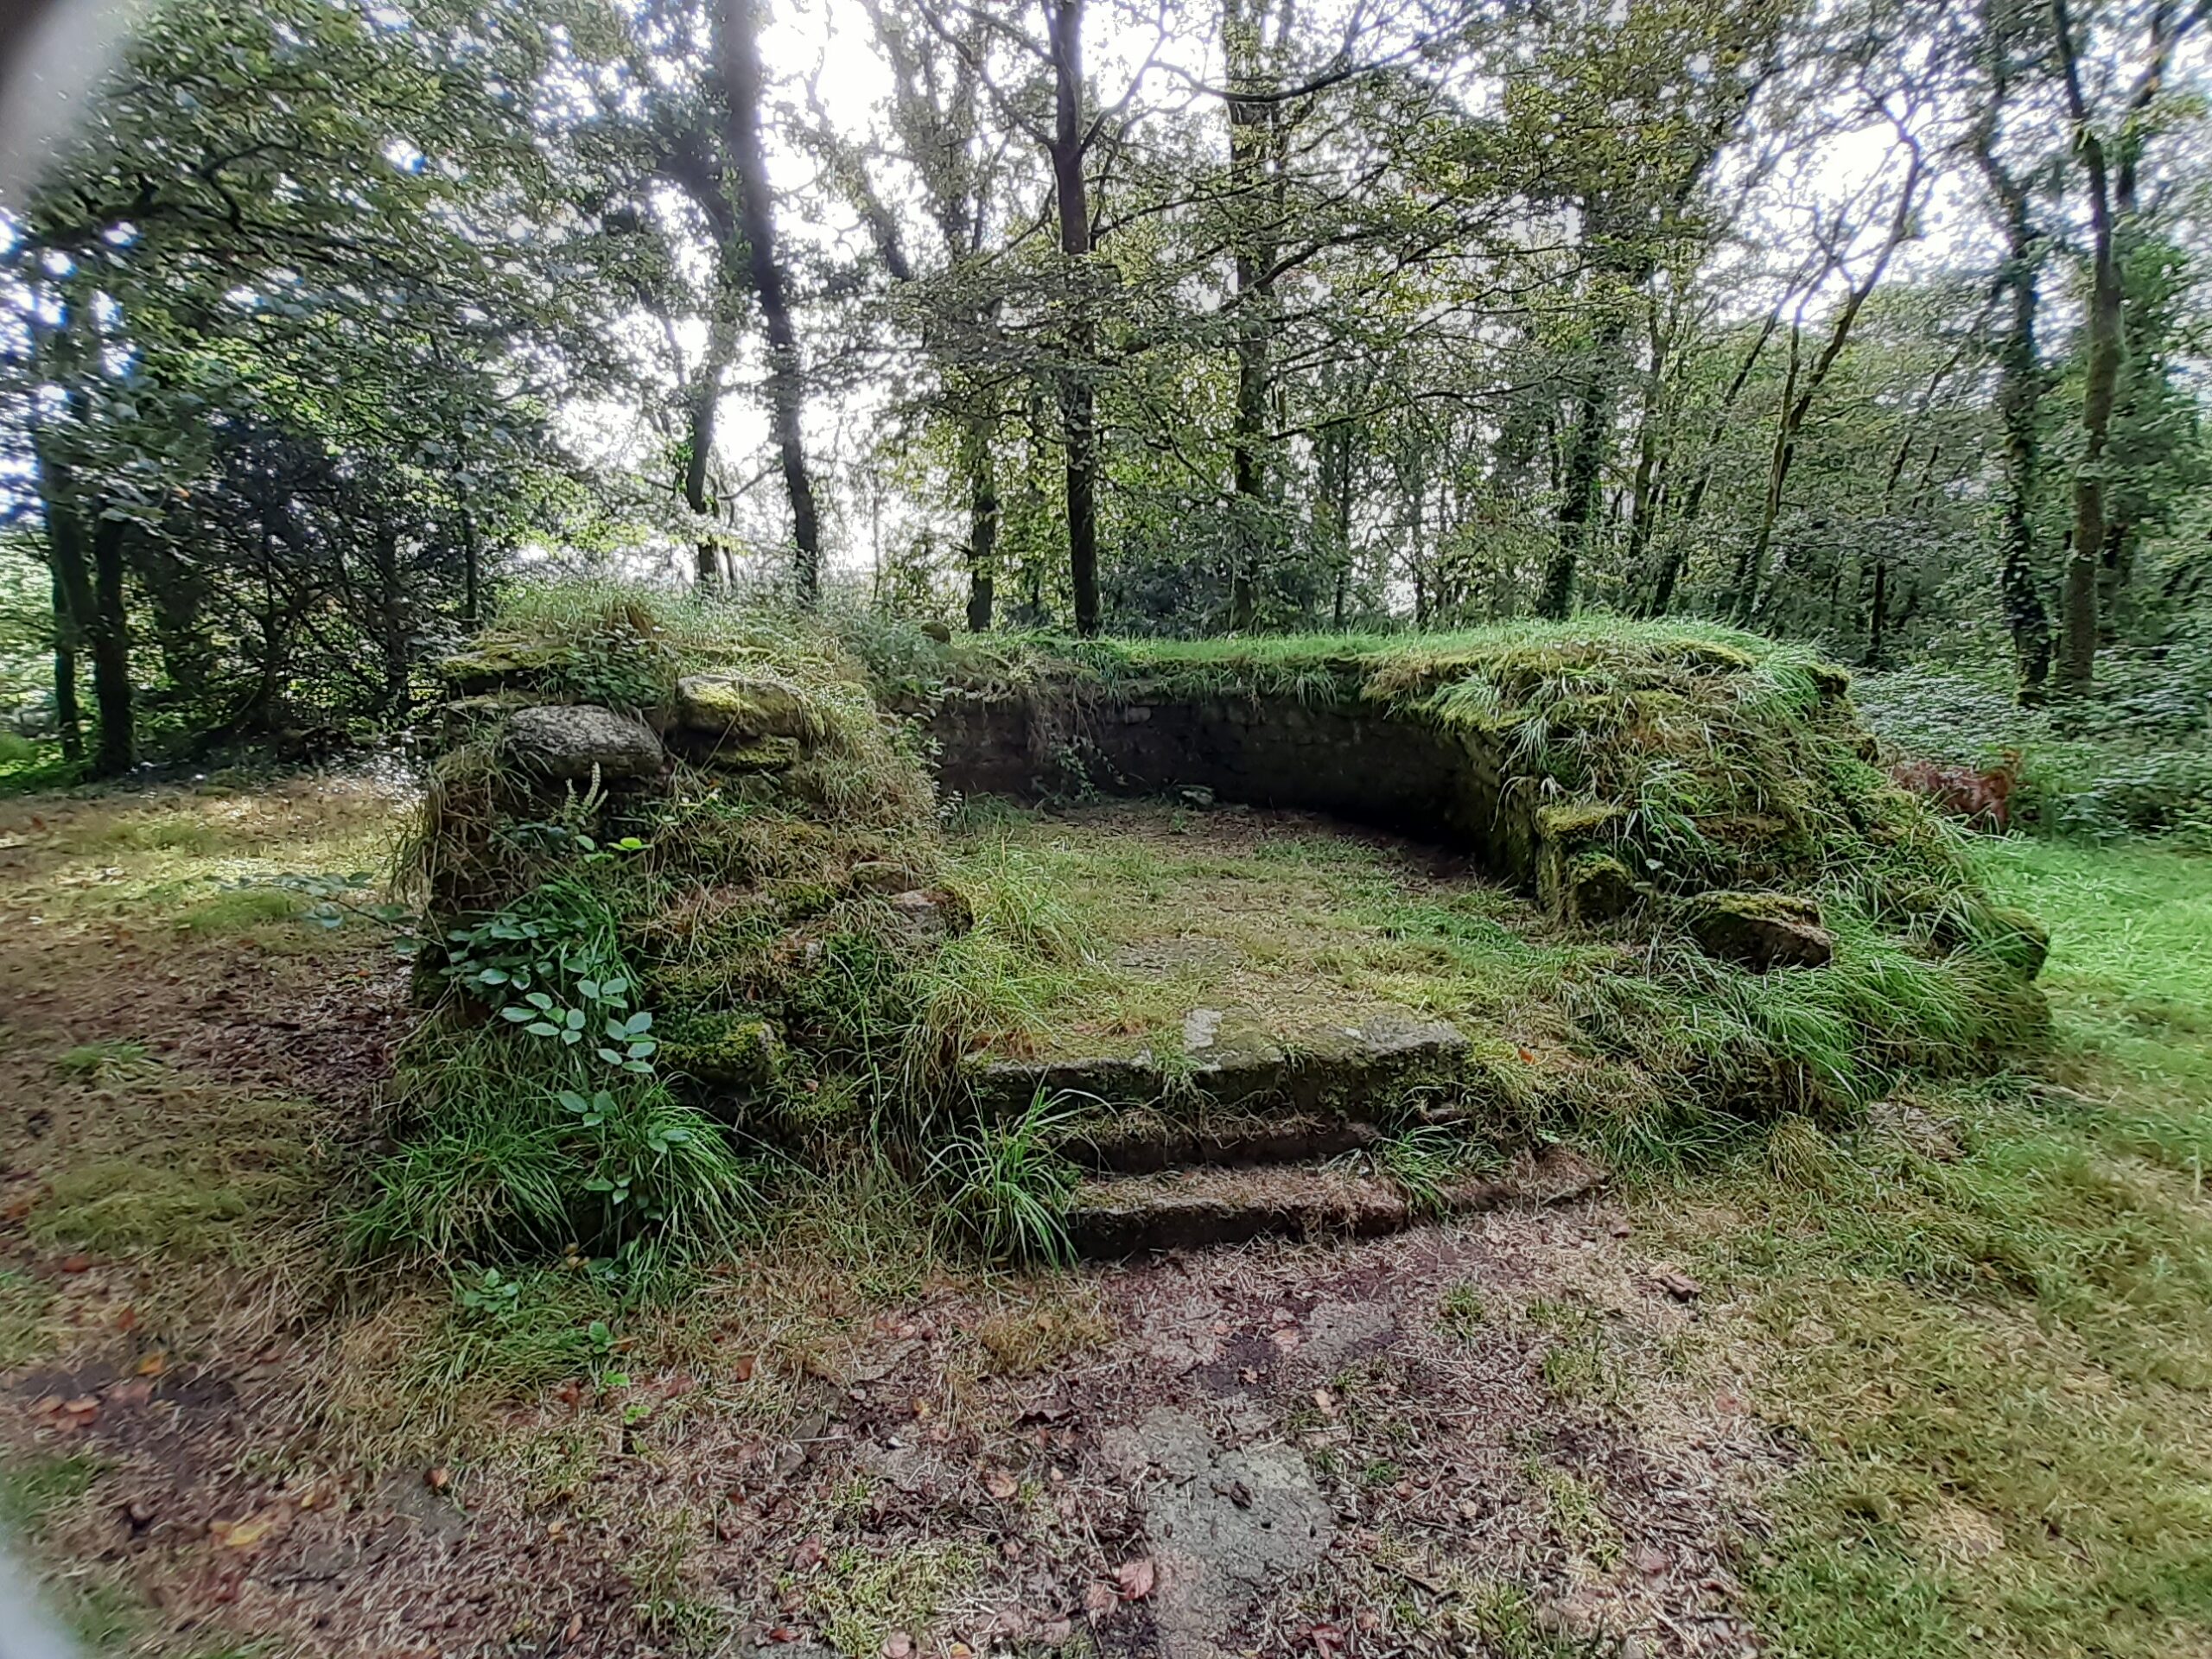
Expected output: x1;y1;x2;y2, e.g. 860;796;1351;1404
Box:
1222;0;1285;632
50;564;81;764
684;307;737;588
962;412;1000;632
459;505;482;627
1988;181;2052;693
371;518;410;713
1046;0;1101;635
722;0;823;606
47;482;133;776
2052;0;2119;695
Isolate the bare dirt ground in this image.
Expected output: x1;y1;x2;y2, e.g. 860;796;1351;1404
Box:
0;782;1783;1659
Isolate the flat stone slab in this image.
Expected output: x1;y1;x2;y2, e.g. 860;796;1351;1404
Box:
1055;1110;1387;1174
1101;1407;1335;1657
967;1007;1471;1122
1067;1144;1605;1256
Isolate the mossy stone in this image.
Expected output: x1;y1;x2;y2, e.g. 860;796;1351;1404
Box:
658;1013;784;1090
677;672;821;741
1683;889;1834;970
442;641;572;696
713;735;803;772
499;703;663;783
1560;853;1638;924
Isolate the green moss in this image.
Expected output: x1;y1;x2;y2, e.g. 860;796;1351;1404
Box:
657;1013;784;1090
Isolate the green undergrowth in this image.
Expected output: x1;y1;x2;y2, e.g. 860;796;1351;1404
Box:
1688;836;2212;1659
1859;654;2212;840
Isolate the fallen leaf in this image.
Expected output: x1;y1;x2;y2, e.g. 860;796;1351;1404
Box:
1655;1268;1703;1302
1308;1622;1348;1655
984;1467;1019;1500
882;1634;913;1658
1238;1367;1260;1385
733;1353;757;1382
60;1254;91;1274
425;1465;452;1491
767;1628;803;1644
134;1351;167;1377
1313;1388;1338;1416
1516;1046;1538;1064
1268;1327;1302;1354
210;1511;282;1551
562;1612;583;1644
791;1535;826;1572
1116;1558;1156;1600
105;1379;152;1408
1084;1580;1116;1618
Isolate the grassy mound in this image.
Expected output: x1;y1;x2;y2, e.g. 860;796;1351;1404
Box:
367;588;2050;1268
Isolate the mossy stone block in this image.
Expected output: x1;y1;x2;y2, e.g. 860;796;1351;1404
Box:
658;1013;784;1090
1932;899;2050;981
1560;852;1638;924
500;703;663;783
713;735;803;772
442;642;571;696
677;672;821;741
1683;889;1834;970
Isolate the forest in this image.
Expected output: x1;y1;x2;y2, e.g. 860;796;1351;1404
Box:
3;2;2212;1657
3;0;2209;784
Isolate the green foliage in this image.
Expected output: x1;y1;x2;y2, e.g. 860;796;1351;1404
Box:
930;1090;1083;1265
1859;661;2212;838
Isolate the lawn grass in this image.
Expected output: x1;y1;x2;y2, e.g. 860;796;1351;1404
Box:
1703;835;2212;1659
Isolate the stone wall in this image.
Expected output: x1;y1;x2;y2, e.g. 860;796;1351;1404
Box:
927;683;1552;897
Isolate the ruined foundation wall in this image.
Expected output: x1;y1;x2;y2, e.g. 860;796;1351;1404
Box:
927;685;1545;891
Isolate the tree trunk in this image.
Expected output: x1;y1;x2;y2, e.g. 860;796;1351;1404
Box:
45;469;133;776
722;0;823;606
1640;305;1784;616
50;564;80;764
1733;140;1922;625
1993;204;2051;694
962;413;1000;632
1539;312;1624;620
1867;554;1890;669
1730;320;1803;624
1222;0;1284;632
684;316;729;587
371;518;410;714
459;505;482;627
1047;0;1101;635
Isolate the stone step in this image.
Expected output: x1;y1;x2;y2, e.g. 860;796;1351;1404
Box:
1051;1111;1388;1174
1064;1144;1605;1257
968;1007;1471;1122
